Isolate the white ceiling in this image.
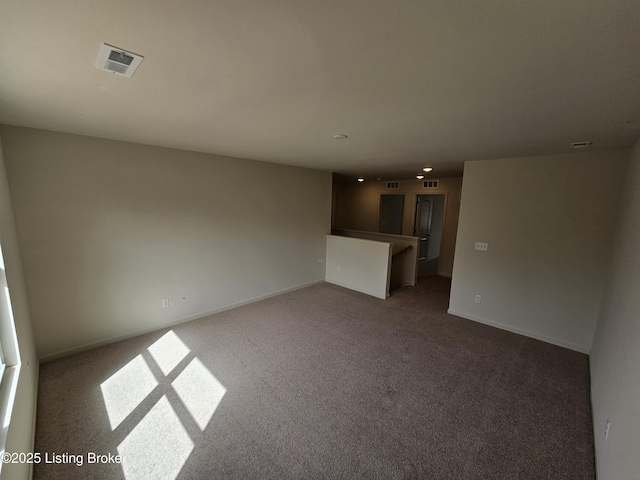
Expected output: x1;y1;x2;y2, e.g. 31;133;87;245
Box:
1;0;639;179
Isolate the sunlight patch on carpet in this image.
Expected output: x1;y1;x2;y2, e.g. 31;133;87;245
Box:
172;357;226;430
99;330;227;479
117;395;194;480
100;355;158;429
147;330;191;376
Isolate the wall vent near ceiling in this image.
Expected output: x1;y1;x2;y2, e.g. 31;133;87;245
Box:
96;43;144;78
386;181;400;189
423;180;439;189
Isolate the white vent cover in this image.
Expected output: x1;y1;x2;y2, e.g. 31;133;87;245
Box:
386;181;399;189
96;43;143;78
423;180;439;189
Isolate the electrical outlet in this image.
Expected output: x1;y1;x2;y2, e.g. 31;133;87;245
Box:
475;242;488;251
162;298;170;308
605;418;611;439
475;295;482;304
336;265;341;272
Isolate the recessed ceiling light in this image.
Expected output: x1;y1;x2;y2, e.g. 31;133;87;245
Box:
423;167;433;172
416;175;425;179
333;134;348;139
357;177;365;182
571;141;592;148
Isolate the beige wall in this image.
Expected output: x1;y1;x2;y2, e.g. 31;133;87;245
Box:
332;177;462;277
325;235;392;300
0;134;38;480
449;150;628;352
1;126;332;360
590;139;640;479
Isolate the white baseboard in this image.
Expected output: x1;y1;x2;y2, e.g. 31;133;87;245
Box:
447;309;590;354
39;279;325;363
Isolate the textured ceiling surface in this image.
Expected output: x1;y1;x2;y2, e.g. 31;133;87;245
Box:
1;0;639;179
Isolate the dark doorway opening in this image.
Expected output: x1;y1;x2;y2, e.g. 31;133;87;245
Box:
379;194;404;235
414;194;446;277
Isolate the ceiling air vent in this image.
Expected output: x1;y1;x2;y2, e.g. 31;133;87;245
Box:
423;180;439;189
96;43;143;78
386;181;400;189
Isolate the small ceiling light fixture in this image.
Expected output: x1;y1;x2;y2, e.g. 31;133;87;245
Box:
333;134;348;139
423;167;433;172
357;177;365;182
571;141;592;149
416;175;425;179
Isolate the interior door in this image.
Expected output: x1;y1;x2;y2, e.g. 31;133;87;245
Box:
379;194;404;234
414;196;432;265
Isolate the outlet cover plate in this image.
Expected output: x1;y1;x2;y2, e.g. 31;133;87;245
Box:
475;242;488;251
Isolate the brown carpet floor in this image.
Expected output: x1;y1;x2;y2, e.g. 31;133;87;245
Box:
34;277;595;479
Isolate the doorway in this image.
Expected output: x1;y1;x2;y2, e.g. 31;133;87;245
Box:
379;194;404;235
414;194;446;276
